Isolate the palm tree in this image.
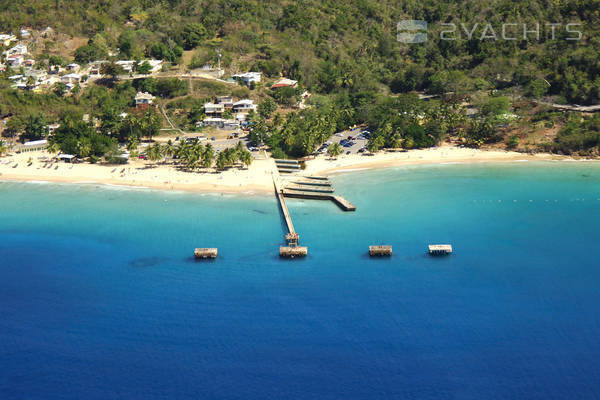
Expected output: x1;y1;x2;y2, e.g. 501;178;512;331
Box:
162;139;175;161
0;140;8;156
327;142;342;159
147;142;163;163
240;150;253;169
216;151;228;170
202;143;214;169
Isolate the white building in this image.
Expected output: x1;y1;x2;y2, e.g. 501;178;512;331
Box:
232;99;257;113
61;73;81;84
116;60;135;73
204;102;225;116
232;72;262;86
271;78;298;89
6;43;27;56
201;118;239;130
216;96;234;108
135;92;155;107
88;61;108;76
0;34;16;47
6;55;24;67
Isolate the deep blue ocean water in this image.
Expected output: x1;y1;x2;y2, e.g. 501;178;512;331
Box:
1;162;600;399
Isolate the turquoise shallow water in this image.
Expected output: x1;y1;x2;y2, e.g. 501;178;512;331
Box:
1;162;600;399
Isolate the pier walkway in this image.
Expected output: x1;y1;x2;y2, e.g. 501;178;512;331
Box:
274;179;296;236
273;177;308;257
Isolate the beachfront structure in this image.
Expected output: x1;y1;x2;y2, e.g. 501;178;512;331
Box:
17;139;48;153
271;78;298;89
233;72;261;86
204;102;225;116
135;92;155;108
232;99;257;113
56;154;76;163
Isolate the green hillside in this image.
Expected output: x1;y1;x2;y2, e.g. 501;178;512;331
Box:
2;0;600;158
2;0;599;103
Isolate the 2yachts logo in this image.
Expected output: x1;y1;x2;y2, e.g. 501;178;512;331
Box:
397;20;583;43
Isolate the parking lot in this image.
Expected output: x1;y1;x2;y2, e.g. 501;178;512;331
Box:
316;128;370;156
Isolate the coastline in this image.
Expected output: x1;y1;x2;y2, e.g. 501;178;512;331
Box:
0;146;591;194
303;146;575;176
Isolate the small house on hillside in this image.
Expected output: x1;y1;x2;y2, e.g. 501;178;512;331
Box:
232;72;261;86
66;63;80;72
6;44;27;56
271;78;298;89
89;61;107;76
232;99;257;113
216;96;234;108
61;73;81;84
6;54;23;67
135;92;155;108
0;34;16;47
204;102;225;116
116;60;135;73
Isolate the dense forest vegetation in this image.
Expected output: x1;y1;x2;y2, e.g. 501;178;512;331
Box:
2;0;599;104
1;0;600;158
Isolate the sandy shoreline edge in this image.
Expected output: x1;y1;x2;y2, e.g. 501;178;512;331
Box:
0;146;595;194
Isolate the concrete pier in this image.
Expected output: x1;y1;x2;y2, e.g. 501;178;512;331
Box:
429;244;453;255
274;179;308;258
194;248;218;259
282;190;356;212
369;245;392;256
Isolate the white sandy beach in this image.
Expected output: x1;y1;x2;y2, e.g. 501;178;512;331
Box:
0;151;276;194
0;146;577;193
303;146;567;176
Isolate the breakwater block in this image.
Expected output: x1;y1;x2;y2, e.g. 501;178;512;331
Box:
194;248;218;259
369;245;393;256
